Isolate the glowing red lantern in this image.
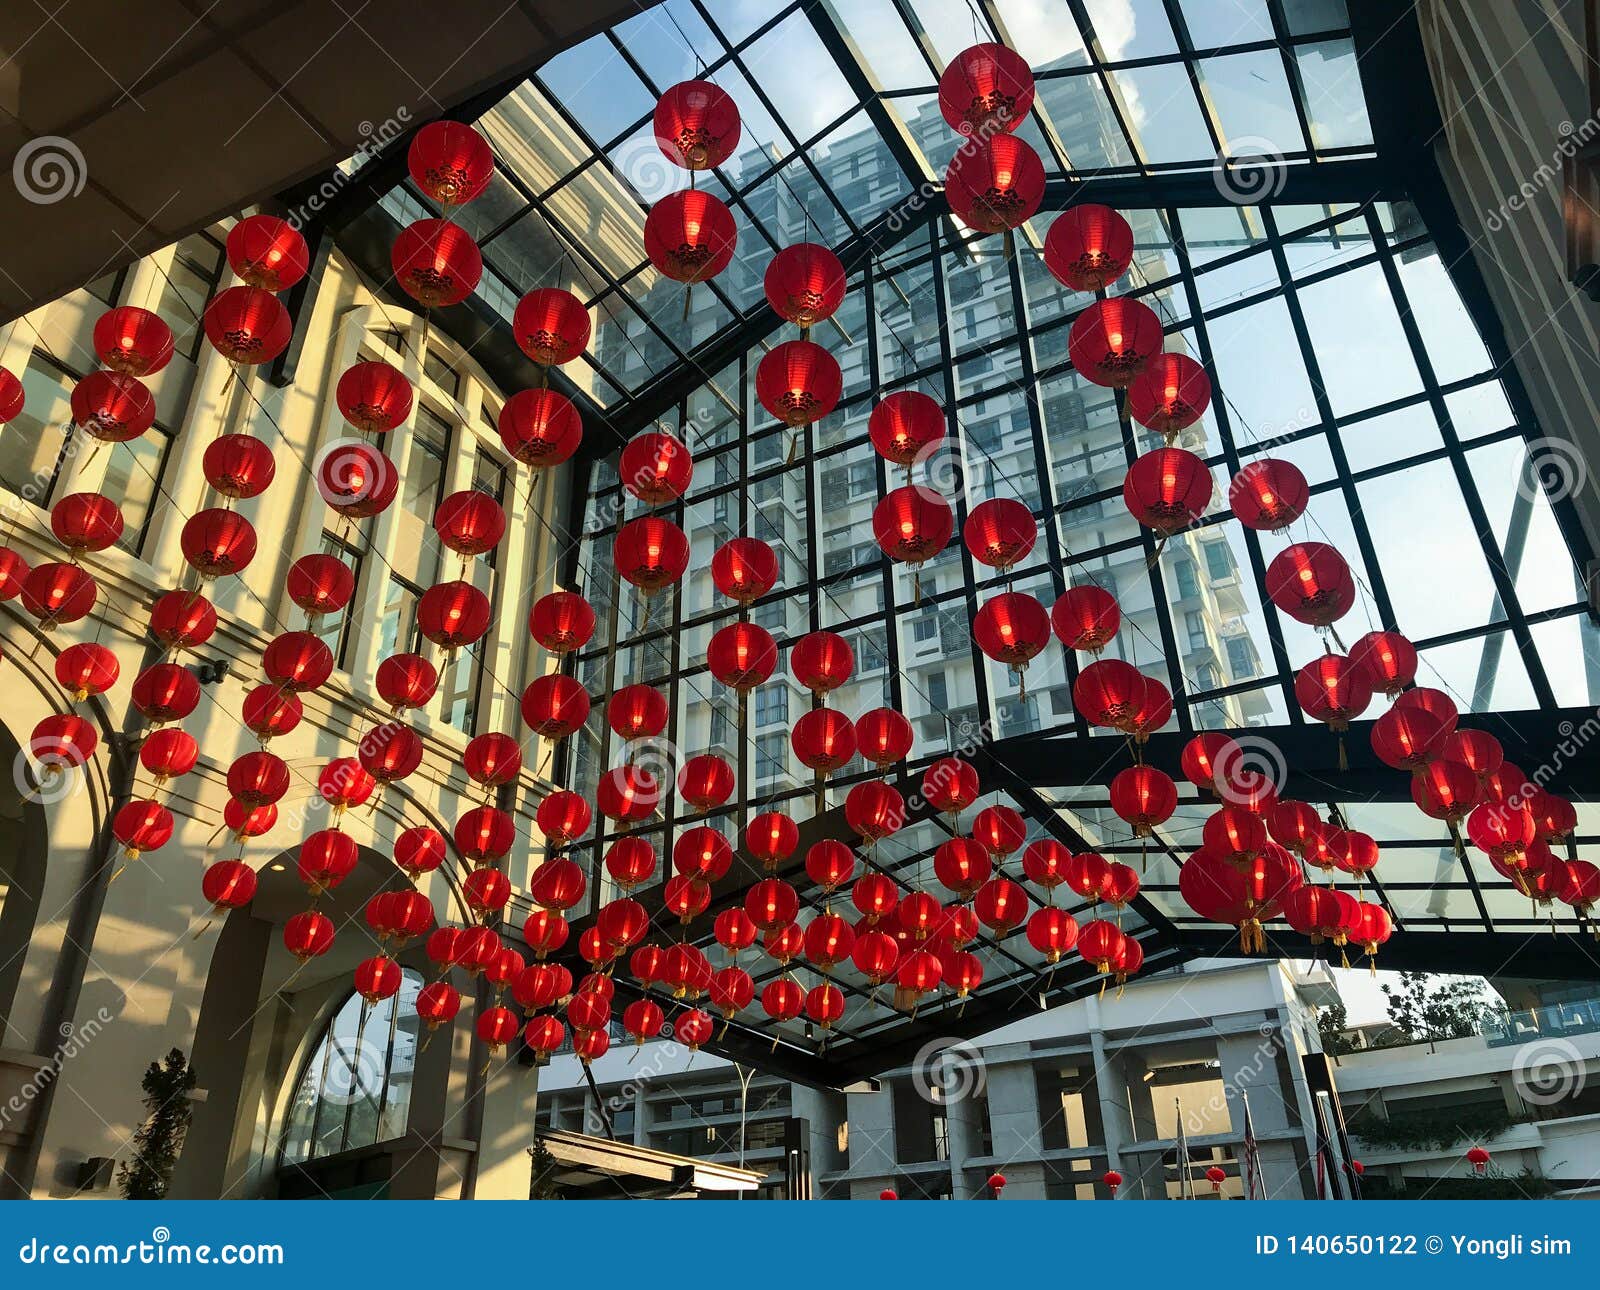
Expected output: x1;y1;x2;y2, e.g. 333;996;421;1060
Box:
1466;1145;1491;1175
672;826;733;882
359;722;424;784
677;754;734;812
755;340;842;427
226;215;309;290
607;683;669;740
29;714;97;771
376;653;436;710
284;910;335;962
791;630;854;697
201;860;256;912
1026;906;1079;962
711;537;778;605
519;674;589;739
21;562;97;629
791;708;855;774
529;591;595;655
1044;204;1133;291
939;42;1035;134
1230;458;1309;532
180;508;256;577
523;909;570;959
855;707;913;768
1294;653;1374;730
654;80;741;169
869;391;945;466
1022;839;1072;894
707;621;779;692
1065;851;1109;902
1051;583;1120;653
605;837;656;890
710;966;755;1017
964;498;1036;571
845;782;904;844
643;189;738;283
93;306;173;376
395;825;446;878
391;219;482;307
149;589;216;650
223;799;276;840
852;929;899;983
336;360;412;433
298;830;358;894
514;287;590;366
55;642;119;699
71;370;154;442
765;243;846;329
530;857;586;912
745;877;799;933
463;732;521;788
620;430;693;505
974;876;1029;934
944;135;1045;235
1128;352;1212;436
804;913;855;971
286;553;354;617
1110;765;1177;837
622;998;665;1048
417;581;491;651
113;800;173;859
203;287;291;364
934;837;992;899
0;547;28;601
923;757;980;817
318;758;376;812
1371;705;1448;772
498;388;582;467
1350;630;1418;698
1073;659;1147;731
1124;447;1211;535
434;490;505;557
263;631;333;692
614;516;690;592
714;908;758;955
142;727;204;783
874;486;954;567
596;765;662;824
1068;298;1163;388
1267;542;1355;628
408;121;493;206
1078;918;1126;973
316;440;397;518
130;663;200;723
746;812;799;868
974;592;1050;677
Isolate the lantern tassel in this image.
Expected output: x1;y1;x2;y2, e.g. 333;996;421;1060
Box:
913;568;922;605
1144;536;1168;569
1328;624;1349;652
682;283;692;322
1449;819;1466;864
191;916;215;941
1003;229;1015;261
786;432;800;465
1338;734;1348;772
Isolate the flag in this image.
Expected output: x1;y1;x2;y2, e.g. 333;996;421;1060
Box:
1240;1091;1264;1199
1175;1097;1191;1199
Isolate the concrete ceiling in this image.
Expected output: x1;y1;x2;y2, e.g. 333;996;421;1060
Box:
0;0;641;319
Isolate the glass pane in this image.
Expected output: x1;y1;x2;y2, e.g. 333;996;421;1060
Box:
1296;262;1422;418
1293;39;1373;150
0;353;72;502
1112;64;1214;163
1200;51;1307;155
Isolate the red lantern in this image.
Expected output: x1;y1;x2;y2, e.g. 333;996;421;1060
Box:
899;892;944;941
319;758;376;812
674;1008;715;1051
791;708;855;774
791;630;854;697
1073;659;1147;731
620;430;694;505
622;998;665;1048
1128;352;1212;436
939;43;1035;134
964;498;1036;571
765;243;846;329
238;693;307;759
596;898;649;949
391;218;482;307
520;674;590;740
643;189;738;283
1044;204;1133;291
605;837;657;890
1467;801;1537;865
1230;458;1309;532
1124;447;1211;535
455;805;515;864
92;306;174;376
408;121;493;206
298;830;359;893
434;490;505;557
360;722;424;784
897;947;943;1002
55;642;119;699
972;805;1026;859
530;857;586;911
417;581;491;650
376;653;437;711
395;825;447;877
804;913;855;971
804;982;846;1030
935;837;992;899
613;516;690;592
874;486;954;567
514;287;590;365
755;340;842;428
804;839;858;892
475;1006;520;1054
607;683;670;740
0;368;19;422
711;538;779;605
1206;1165;1227;1194
1294;653;1374;730
180;508;256;577
498;388;582;467
922;757;980;816
316;439;397;518
285;553;354;617
203;287;291;364
71;370;154;442
714;908;758;955
596;765;662;823
945;135;1044;235
845;782;905;843
1204;806;1267;863
1078;918;1126;973
1393;686;1459;740
513;962;571;1013
1022;839;1072;894
263;631;333;692
529;591;595;654
417;982;462;1031
1026;906;1079;962
1466;1145;1491;1175
852;929;900;983
745;877;799;932
762;978;805;1023
746;812;799;868
974;877;1029;935
0;547;28;601
1102;862;1141;910
1065;851;1109;902
29;714;97;771
113;800;173;859
223;799;277;840
226;215;309;290
463;732;522;788
654;80;741;169
1110;765;1177;837
974;591;1050;674
336;360;412;433
1560;859;1600;917
1268;800;1323;859
1067;298;1164;387
710;966;755;1017
869;391;945;466
143;726;204;778
1350;630;1418;697
284;910;335;962
855;707;913;768
1051;584;1120;653
130;663;200;723
1267;542;1355;628
707;622;778;692
201;860;256;912
1371;705;1447;772
523;909;570;959
677;754;734;812
21;562;97;628
149;589;216;650
672;826;733;882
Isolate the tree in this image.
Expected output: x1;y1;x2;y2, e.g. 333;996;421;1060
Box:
1381;972;1499;1043
1316;1001;1358;1055
117;1049;196;1199
529;1137;565;1200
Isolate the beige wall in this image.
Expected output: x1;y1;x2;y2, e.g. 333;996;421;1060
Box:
0;229;576;1198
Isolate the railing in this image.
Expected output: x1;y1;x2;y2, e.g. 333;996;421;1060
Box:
1484;998;1600;1048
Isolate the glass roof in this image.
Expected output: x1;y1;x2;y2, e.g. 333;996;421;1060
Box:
358;0;1600;1073
384;0;1375;407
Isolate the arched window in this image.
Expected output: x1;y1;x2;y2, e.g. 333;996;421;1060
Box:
280;969;423;1165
